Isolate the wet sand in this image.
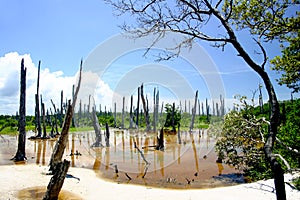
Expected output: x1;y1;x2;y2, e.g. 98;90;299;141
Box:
0;130;299;199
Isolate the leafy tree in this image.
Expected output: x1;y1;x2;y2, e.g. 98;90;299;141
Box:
164;103;181;128
106;1;300;198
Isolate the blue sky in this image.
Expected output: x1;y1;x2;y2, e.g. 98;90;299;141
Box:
0;0;297;115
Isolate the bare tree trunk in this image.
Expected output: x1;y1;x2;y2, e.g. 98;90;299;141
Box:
12;59;27;161
129;95;133;128
35;61;42;137
152;88;156;132
41;102;48;138
105;122;110;147
49;61;82;171
49;101;73;171
92;106;102;147
113;102;117;128
140;84;151;131
171;102;176;132
156;128;164;151
136;87;140;128
43;159;70;200
189;90;198;131
122;96;125;129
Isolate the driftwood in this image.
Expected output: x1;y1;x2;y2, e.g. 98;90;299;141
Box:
43;159;70;200
12;59;27;161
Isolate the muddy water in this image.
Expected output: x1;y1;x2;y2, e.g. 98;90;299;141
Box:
0;129;243;189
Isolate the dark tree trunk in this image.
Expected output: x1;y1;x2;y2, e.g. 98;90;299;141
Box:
122;96;125;129
136;87;140;128
49;101;73;171
171;102;176;132
92;107;102;147
41;102;47;138
105;122;110;147
156;128;164;151
113;102;117;128
129;95;133;128
140;84;151;131
43;159;70;200
189;90;198;131
13;59;27;161
49;61;82;171
35;61;42;137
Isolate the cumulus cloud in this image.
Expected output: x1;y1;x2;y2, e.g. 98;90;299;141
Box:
0;52;115;116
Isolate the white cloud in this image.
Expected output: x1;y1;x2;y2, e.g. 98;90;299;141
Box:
0;52;118;116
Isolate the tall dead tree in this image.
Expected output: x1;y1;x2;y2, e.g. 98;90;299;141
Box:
35;61;42;137
91;106;102;147
12;59;27;161
140;84;151;131
129;95;133;128
121;96;125;129
136;86;140;128
49;60;82;172
189;90;198;131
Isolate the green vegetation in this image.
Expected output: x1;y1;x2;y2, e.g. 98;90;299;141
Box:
214;97;300;187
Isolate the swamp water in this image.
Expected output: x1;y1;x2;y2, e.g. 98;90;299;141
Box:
0;129;244;191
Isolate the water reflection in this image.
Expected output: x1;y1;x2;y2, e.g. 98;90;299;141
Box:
0;130;242;189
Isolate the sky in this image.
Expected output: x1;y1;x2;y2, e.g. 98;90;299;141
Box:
0;0;298;115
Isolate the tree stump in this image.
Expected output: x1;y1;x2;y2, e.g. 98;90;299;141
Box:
43;159;70;200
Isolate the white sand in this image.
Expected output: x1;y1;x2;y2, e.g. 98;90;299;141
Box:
0;164;299;200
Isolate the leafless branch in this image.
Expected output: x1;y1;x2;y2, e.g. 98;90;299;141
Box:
276;137;300;155
273;154;291;171
253;38;268;70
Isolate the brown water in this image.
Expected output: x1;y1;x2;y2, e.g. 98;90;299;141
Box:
0;129;243;190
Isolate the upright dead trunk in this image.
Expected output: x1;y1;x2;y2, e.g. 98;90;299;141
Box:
113;102;117;128
121;96;125;129
140;84;151;131
35;61;42;137
171;102;176;132
136;87;140;128
189;90;198;131
13;58;27;161
41;102;47;138
129;95;133;128
92;106;102;147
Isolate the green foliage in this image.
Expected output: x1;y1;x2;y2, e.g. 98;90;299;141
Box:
215;97;300;183
293;177;300;190
271;24;300;92
215;97;272;181
164;103;181;128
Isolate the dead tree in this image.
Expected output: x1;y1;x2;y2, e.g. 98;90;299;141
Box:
50;99;59;136
189;90;198;131
43;159;70;200
129;95;133;128
41;102;48;138
35;61;42;137
171;102;176;132
91;106;102;147
113;102;117;128
49;61;82;172
140;84;151;131
136;87;140;128
105;122;110;147
156;128;164;151
12;59;27;161
121;96;125;129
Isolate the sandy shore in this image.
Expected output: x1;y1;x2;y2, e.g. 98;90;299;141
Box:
0;164;299;200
